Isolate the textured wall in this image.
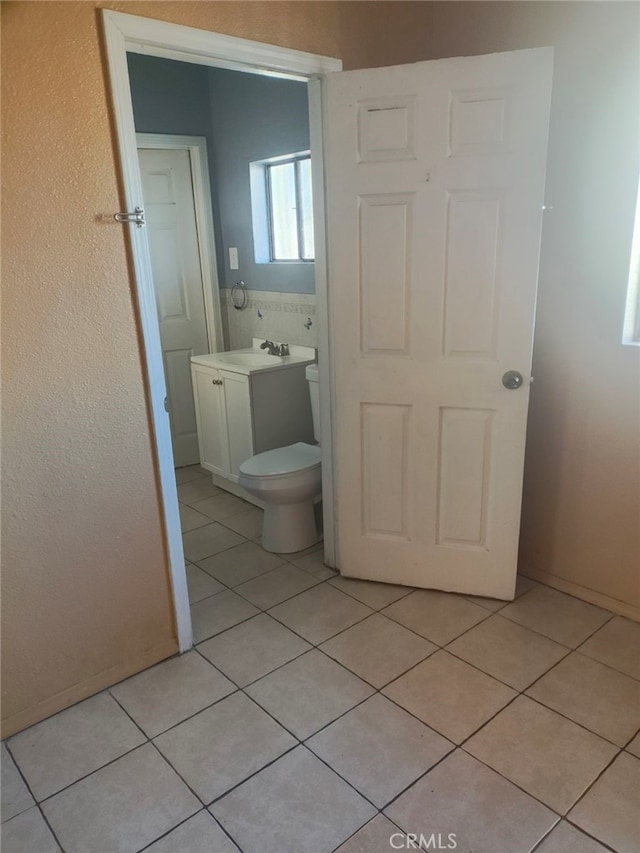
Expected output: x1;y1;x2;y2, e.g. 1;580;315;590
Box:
2;0;638;736
0;0;344;739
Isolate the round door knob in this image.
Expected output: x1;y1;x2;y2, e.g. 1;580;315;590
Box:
502;370;524;390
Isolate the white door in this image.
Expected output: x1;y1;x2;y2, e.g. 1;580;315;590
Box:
325;48;553;599
138;146;210;467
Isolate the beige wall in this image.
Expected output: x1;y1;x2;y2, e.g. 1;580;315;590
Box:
2;2;638;736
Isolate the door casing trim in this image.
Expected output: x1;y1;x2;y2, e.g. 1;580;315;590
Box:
102;10;342;651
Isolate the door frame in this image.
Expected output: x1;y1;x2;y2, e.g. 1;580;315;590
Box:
137;133;223;354
102;10;342;651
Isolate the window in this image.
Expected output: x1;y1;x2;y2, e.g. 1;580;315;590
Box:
250;151;314;263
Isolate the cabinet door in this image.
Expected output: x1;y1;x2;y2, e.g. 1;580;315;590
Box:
221;370;254;481
191;366;230;477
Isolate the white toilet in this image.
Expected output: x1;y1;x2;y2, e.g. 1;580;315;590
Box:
238;363;322;553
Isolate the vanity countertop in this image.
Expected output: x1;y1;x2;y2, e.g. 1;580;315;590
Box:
191;340;316;376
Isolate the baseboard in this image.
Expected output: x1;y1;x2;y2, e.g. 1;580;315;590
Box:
1;637;179;739
521;569;640;623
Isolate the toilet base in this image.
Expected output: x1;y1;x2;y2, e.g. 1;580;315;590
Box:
261;499;320;553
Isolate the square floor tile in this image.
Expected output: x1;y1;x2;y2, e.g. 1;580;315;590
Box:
110;651;235;737
182;523;244;563
382;590;489;646
191;492;251;522
499;586;611;648
465;576;537;612
579;615;640;680
465;696;618;813
211;746;376;853
447;614;569;691
463;594;506;612
569;752;640;853
535;820;611;853
246;649;374;739
220;507;263;540
197;614;311;687
42;744;199;853
191;590;259;643
334;815;402;853
1;744;34;822
526;652;640;746
277;542;323;561
179;504;211;533
235;563;320;610
308;694;452;807
269;584;372;645
8;692;145;801
515;575;540;596
197;542;285;587
320;613;436;688
175;466;206;484
177;479;221;505
386;750;557;853
154;692;296;803
383;650;516;744
1;807;61;852
288;548;336;580
186;563;224;604
329;576;413;610
145;810;240;853
627;731;640;758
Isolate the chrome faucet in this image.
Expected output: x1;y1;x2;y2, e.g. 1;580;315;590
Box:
260;340;289;356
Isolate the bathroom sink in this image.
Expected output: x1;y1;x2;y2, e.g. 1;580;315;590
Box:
191;341;315;375
214;352;283;366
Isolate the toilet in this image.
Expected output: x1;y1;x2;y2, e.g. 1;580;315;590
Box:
238;363;322;553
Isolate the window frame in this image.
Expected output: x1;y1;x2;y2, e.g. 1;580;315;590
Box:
264;153;314;263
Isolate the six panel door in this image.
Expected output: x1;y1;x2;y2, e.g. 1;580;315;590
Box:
324;48;553;599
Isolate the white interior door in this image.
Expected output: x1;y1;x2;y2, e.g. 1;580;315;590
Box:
138;147;210;467
325;48;553;599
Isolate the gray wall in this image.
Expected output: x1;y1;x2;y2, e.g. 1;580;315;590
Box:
127;55;312;296
207;69;312;294
127;53;227;291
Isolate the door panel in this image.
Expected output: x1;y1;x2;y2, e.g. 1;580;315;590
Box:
139;146;209;467
325;48;553;599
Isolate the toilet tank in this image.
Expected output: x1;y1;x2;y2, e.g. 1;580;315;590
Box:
305;363;320;444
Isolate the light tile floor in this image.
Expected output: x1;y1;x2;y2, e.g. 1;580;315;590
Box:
2;464;639;853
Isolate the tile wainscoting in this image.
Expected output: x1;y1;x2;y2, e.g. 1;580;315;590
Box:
220;289;318;351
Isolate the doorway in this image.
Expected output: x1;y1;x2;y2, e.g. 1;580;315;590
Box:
103;10;342;650
104;11;552;651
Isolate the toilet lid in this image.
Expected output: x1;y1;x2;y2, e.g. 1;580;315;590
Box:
239;442;321;477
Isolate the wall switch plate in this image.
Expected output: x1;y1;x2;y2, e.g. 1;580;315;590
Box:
229;247;239;270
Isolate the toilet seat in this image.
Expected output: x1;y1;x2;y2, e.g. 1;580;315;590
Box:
239;442;321;480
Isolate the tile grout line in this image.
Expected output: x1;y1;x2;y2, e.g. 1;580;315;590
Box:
6;505;633;853
37;802;66;853
529;816;618;853
191;565;635;766
2;746;67;852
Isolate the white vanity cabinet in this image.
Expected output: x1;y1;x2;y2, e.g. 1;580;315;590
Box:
191;366;252;480
190;345;315;491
